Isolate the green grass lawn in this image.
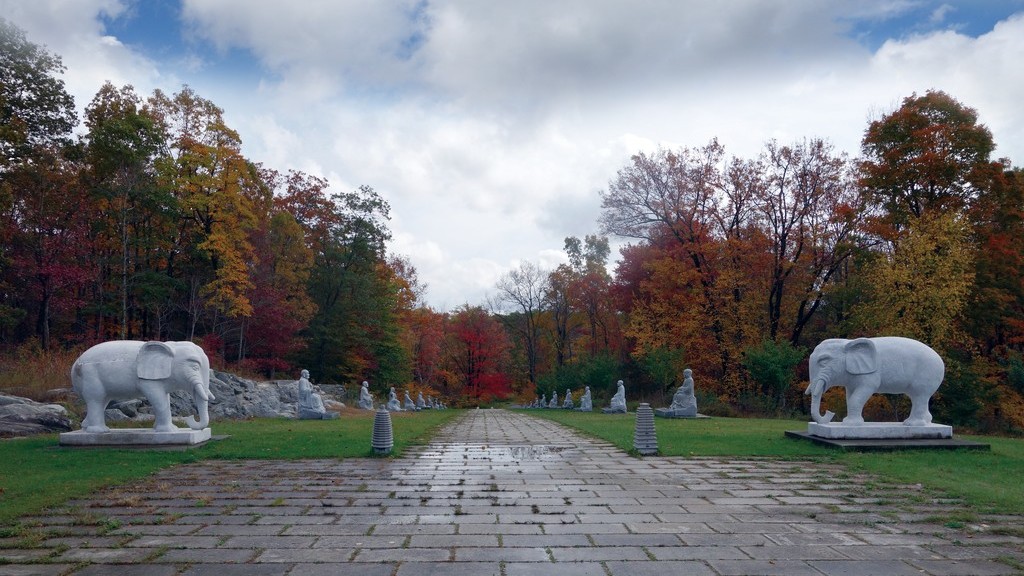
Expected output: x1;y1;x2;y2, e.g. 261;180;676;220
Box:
0;409;461;527
528;409;1024;515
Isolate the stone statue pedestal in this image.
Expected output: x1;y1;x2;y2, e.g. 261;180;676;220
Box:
654;408;708;419
807;422;952;439
60;427;212;447
299;408;339;420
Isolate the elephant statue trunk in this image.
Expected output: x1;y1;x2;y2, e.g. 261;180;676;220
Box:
805;378;835;423
182;375;213;430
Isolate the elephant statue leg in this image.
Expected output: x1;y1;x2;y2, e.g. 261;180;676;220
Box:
843;386;873;425
905;394;933;427
82;396;110;433
140;381;176;432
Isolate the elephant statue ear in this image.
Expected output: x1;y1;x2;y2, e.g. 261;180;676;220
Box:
137;341;175;380
844;338;878;375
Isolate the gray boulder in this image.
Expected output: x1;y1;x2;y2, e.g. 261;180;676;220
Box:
0;393;72;437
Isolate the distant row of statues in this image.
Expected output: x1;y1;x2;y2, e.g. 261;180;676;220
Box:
526;385;594;411
358;381;446;411
525;371;700;418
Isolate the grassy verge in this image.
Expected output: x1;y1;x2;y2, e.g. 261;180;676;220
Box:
527;409;1024;515
0;409;461;526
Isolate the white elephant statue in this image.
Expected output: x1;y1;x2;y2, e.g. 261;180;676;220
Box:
71;340;215;433
805;336;944;426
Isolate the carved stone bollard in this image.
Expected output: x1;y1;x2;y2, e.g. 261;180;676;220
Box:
633;403;658;455
371;409;394;455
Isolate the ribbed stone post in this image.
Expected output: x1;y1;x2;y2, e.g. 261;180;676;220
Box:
371;409;394;455
633;403;658;455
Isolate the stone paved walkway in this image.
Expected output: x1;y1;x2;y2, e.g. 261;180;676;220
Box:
2;409;1022;575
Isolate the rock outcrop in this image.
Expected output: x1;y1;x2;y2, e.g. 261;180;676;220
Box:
0;393;73;437
119;371;345;422
2;372;346;436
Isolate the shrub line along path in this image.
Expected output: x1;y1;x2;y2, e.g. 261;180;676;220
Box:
1;409;1021;575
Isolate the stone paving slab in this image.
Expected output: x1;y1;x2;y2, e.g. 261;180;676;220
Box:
1;409;1022;576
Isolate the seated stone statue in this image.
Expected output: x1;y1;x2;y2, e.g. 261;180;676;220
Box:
403;390;417;411
297;370;338;419
549;391;558;408
358;381;374;410
386;387;402;411
577;386;592;411
562;389;574;409
603;380;627;413
656;368;699;418
417;391;427;409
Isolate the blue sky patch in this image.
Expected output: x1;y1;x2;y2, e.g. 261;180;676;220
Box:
845;0;1024;50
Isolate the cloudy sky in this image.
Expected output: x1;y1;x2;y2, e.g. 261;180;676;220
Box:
3;0;1023;310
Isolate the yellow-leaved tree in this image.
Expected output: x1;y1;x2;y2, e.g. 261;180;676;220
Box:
852;211;974;350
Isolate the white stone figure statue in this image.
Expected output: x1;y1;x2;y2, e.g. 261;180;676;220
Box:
358;381;374;410
656;368;698;418
562;388;574;409
603;380;627;413
403;390;417;411
417;391;427;409
577;386;592;412
540;393;547;408
386;387;402;411
71;340;214;433
297;369;327;419
549;391;558;408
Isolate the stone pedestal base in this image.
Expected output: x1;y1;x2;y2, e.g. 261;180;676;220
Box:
299;409;340;420
60;427;212;447
602;407;626;414
654;409;709;419
807;422;952;439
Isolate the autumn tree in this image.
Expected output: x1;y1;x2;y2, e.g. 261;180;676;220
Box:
0;19;84;348
966;167;1024;353
405;305;446;389
82;82;170;340
564;234;615;356
856;91;1003;353
745;139;863;344
600;141;786;391
297;184;410;387
0;18;77;164
3;150;90;348
444;305;512;402
544;263;577;367
860;90;996;229
493;261;548;385
145;86;258;341
599;142;736;377
241;208;315;374
853;211;974;349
